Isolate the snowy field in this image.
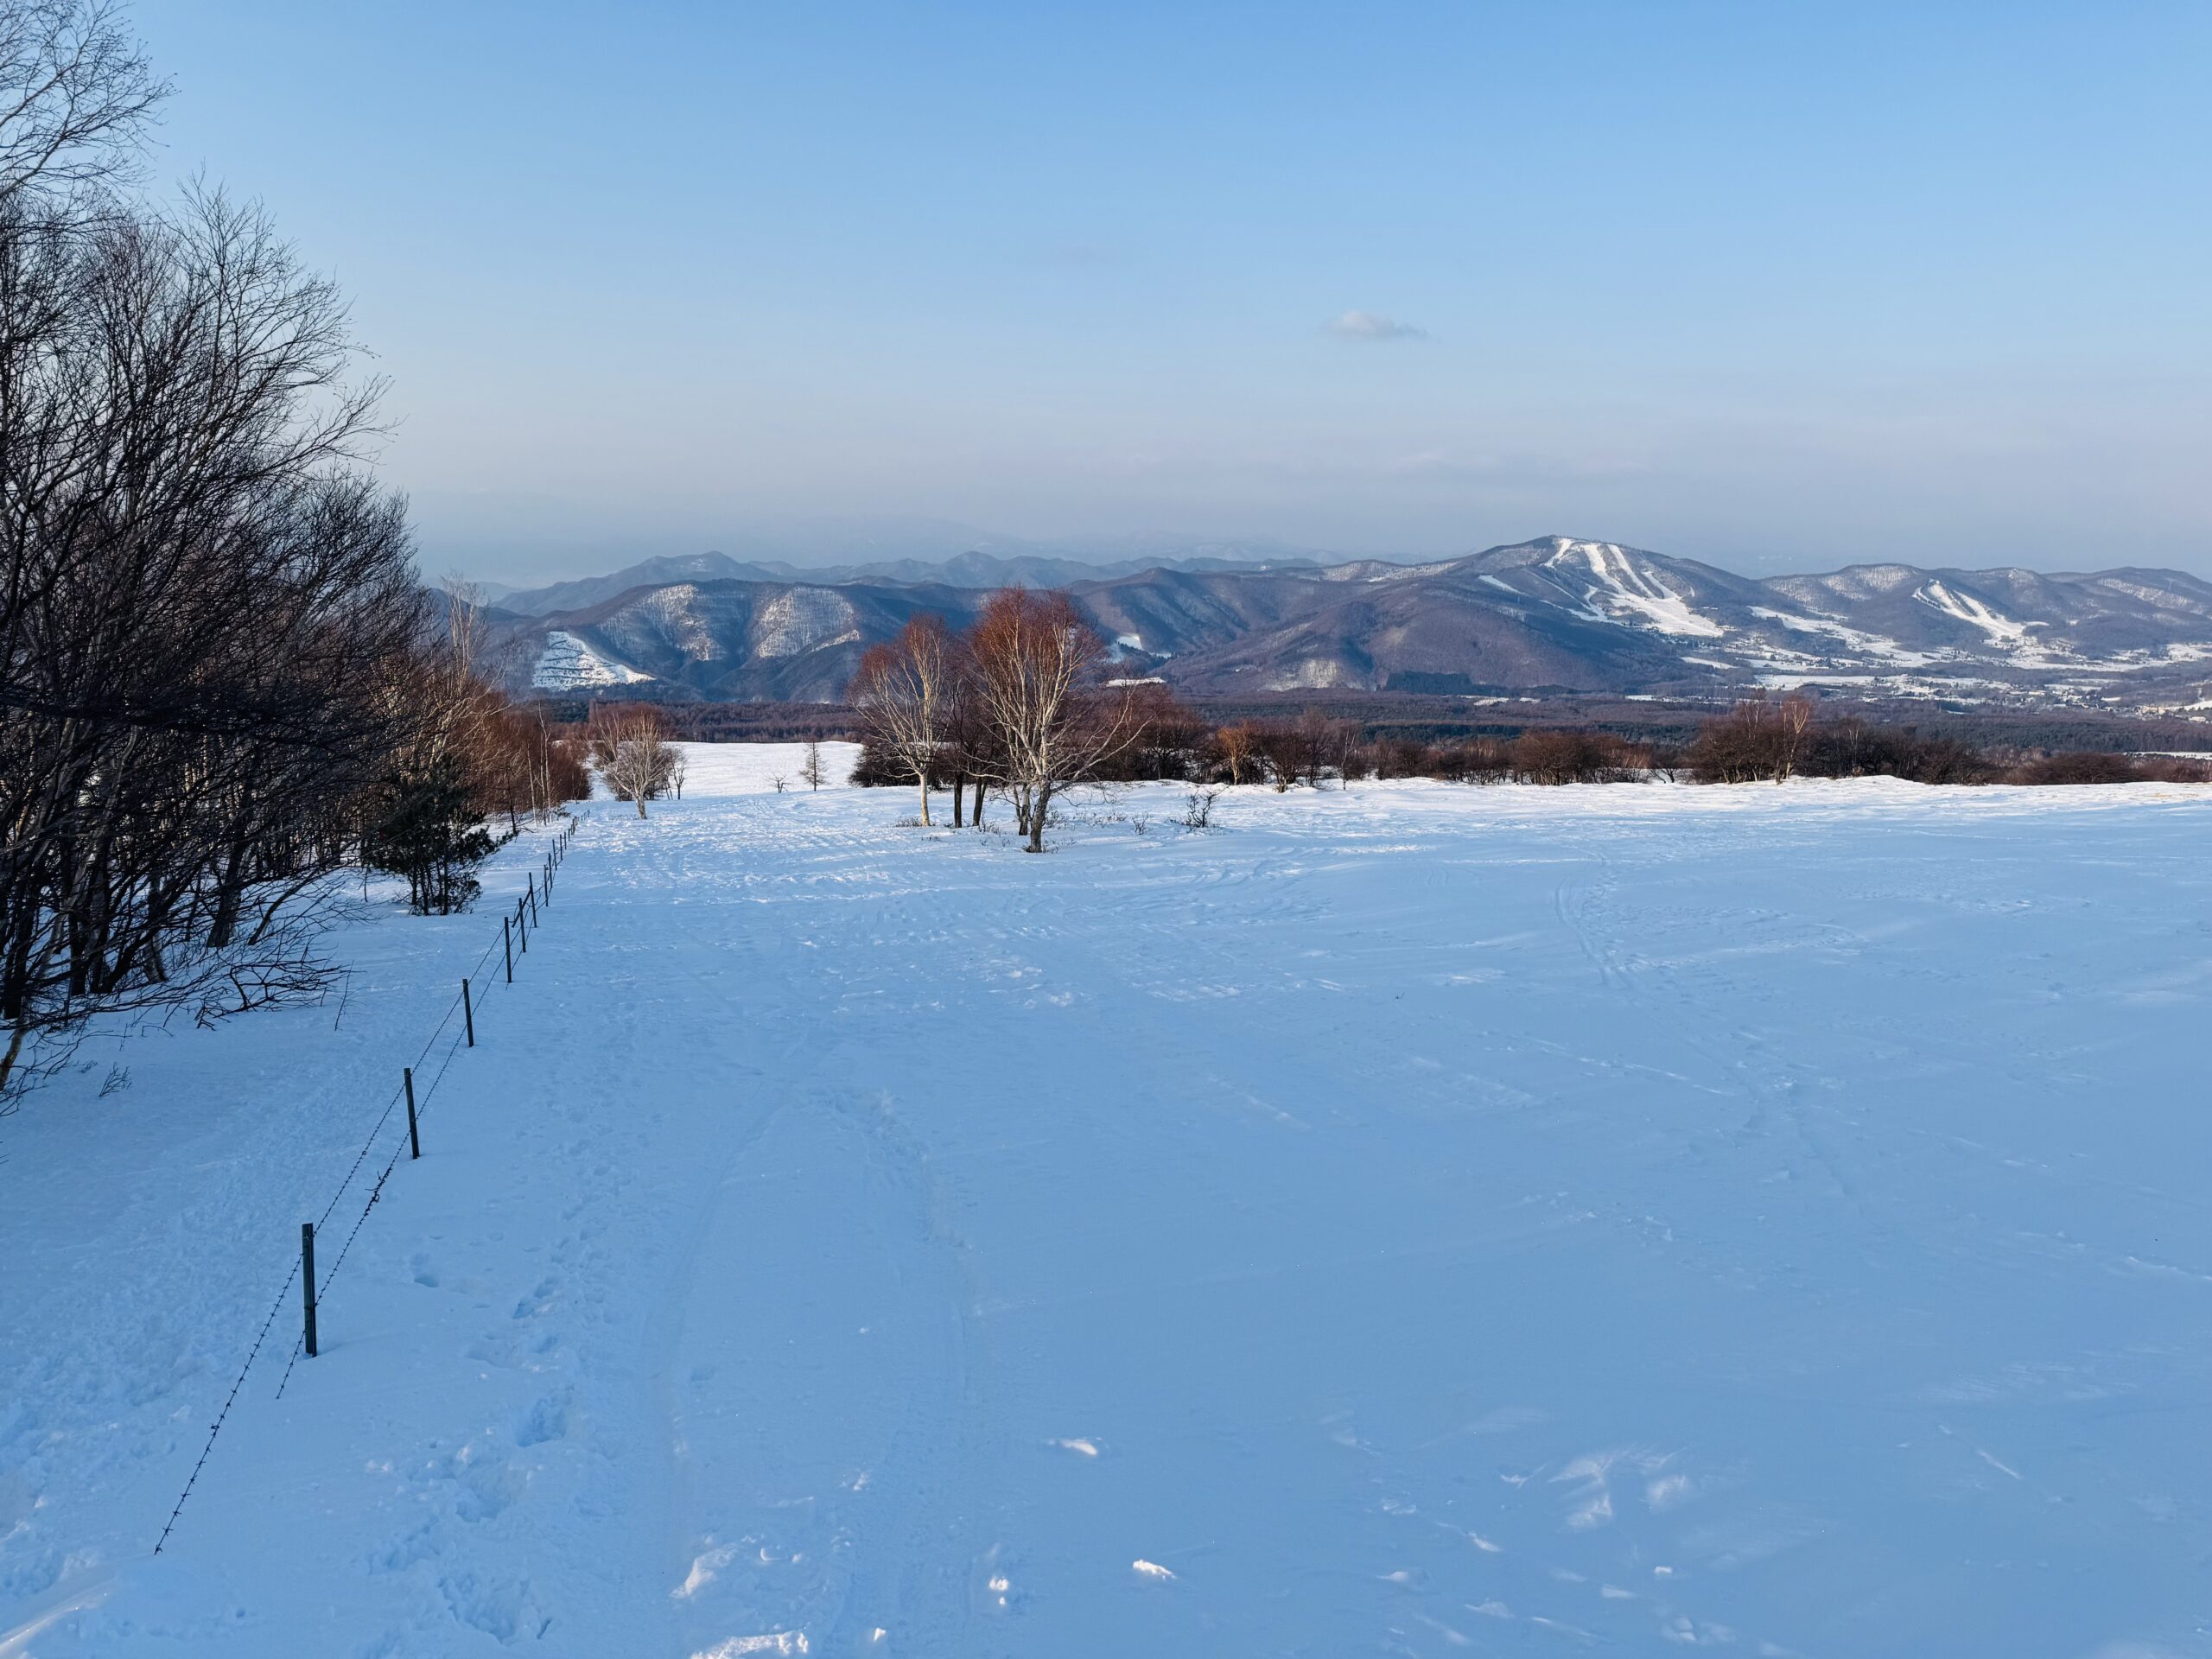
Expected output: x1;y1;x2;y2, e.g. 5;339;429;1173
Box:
654;741;864;801
5;748;2212;1657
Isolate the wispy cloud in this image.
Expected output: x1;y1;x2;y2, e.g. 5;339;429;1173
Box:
1326;309;1428;342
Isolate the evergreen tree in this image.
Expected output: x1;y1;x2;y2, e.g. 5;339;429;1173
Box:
363;754;495;915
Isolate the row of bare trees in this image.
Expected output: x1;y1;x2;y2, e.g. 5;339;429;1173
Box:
849;590;1142;852
0;6;583;1097
1182;702;2183;791
846;652;2158;802
354;587;589;915
1681;694;2001;785
849;664;1646;807
1681;694;1819;783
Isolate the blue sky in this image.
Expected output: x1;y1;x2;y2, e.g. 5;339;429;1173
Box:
136;2;2210;581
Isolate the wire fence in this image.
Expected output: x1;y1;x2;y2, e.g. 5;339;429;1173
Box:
153;816;581;1555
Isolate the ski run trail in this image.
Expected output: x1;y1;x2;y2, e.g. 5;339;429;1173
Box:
5;745;2212;1659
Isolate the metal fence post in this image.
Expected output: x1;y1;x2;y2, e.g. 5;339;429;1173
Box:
462;979;474;1047
404;1066;420;1159
301;1224;318;1357
504;915;513;982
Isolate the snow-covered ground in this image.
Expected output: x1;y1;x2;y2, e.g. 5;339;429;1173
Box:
6;756;2212;1656
660;740;861;799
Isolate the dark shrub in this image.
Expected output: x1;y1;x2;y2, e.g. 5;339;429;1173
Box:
1510;728;1639;784
2010;752;2210;785
1802;719;1995;785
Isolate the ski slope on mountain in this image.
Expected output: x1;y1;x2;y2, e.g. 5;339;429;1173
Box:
5;754;2211;1656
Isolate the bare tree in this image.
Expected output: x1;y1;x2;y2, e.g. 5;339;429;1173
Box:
1510;729;1638;785
938;638;1001;829
938;648;976;824
1774;692;1815;782
1685;692;1819;785
1327;718;1365;786
1299;707;1333;788
849;613;953;826
0;56;434;1094
799;736;824;791
969;588;1138;853
1255;723;1311;791
0;1;167;201
459;688;589;830
588;702;676;817
0;4;598;1096
1216;721;1257;785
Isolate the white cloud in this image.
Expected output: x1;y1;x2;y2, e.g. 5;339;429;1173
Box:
1326;309;1428;341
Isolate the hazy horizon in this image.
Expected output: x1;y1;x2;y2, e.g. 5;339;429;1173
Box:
132;3;2211;587
457;514;2212;600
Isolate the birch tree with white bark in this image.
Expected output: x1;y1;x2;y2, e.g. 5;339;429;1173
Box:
968;588;1138;853
849;614;953;825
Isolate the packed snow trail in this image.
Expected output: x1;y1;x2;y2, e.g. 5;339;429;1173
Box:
6;754;2212;1656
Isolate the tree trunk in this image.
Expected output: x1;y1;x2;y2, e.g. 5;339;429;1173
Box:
916;773;931;827
1027;782;1052;853
207;836;250;950
951;775;965;828
0;1022;27;1098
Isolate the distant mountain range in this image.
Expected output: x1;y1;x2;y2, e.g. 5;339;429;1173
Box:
482;543;1327;617
481;537;2212;712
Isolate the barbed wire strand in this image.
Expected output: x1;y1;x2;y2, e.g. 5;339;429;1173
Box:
155;814;579;1548
152;1251;303;1555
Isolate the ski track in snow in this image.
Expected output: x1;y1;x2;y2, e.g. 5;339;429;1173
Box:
5;748;2212;1656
